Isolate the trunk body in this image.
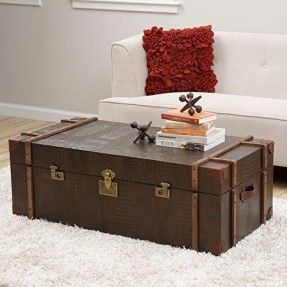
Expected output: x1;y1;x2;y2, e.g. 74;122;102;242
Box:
9;118;274;255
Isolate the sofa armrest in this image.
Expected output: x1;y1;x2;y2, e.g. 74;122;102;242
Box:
111;34;147;98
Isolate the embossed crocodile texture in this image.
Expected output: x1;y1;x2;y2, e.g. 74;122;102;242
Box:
9;120;274;255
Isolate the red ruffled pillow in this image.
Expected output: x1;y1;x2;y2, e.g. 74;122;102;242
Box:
142;25;218;95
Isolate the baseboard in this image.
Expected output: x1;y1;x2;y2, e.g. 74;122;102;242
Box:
0;102;97;122
0;0;41;6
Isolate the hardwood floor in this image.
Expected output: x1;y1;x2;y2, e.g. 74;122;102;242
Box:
0;116;51;168
0;115;286;198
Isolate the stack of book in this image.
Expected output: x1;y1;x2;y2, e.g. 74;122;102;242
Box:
156;109;225;151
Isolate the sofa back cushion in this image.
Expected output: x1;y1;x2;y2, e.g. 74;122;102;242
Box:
214;31;287;99
111;31;287;99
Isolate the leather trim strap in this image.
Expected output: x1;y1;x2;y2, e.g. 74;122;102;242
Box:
241;141;269;169
261;171;268;224
61;117;89;124
25;142;34;219
191;136;253;249
21;132;42;137
24;141;32;167
23;117;98;218
191;135;253;192
209;158;238;188
209;158;238;247
23;117;98;166
23;117;98;156
191;193;199;250
26;167;34;219
231;189;237;246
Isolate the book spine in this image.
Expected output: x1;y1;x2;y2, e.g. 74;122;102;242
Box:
161;114;199;124
156;134;207;144
165;121;212;130
161;127;209;136
156;140;205;151
156;139;185;149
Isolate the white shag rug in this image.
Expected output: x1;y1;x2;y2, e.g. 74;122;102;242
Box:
0;167;287;287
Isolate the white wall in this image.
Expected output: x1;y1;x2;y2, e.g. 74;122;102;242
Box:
0;0;287;115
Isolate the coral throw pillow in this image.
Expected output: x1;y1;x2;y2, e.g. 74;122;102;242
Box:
142;25;218;95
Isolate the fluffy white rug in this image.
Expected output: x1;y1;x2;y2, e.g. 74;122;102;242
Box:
0;166;287;287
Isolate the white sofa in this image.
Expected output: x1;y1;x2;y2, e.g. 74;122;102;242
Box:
99;31;287;167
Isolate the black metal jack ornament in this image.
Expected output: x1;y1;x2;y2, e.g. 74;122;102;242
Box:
131;121;155;144
179;92;202;116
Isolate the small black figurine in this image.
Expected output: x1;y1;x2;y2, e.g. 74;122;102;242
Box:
131;121;155;144
179;92;202;116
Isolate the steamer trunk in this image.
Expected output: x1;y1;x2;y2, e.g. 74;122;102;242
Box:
9;118;274;255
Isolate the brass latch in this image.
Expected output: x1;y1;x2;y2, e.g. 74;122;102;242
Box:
49;165;65;181
155;182;170;199
99;169;118;197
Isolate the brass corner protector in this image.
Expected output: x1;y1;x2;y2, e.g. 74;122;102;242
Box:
268;141;275;154
208;167;229;184
9;139;20;153
210;241;229;256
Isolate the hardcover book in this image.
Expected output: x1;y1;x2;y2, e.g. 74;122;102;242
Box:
161;109;217;124
161;126;215;136
156;136;225;152
164;120;213;130
156;128;225;145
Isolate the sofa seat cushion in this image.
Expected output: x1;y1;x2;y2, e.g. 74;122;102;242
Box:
99;92;287;124
99;92;287;167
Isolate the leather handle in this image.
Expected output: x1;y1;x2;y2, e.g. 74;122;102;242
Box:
240;184;256;202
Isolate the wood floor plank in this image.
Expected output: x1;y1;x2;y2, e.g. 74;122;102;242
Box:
0;115;286;198
0;115;51;169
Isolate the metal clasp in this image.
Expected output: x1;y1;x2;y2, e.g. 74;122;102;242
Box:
155;182;170;199
49;165;65;181
99;169;118;197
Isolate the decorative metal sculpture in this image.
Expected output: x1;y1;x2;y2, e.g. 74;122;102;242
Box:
131;121;155;144
179;92;202;116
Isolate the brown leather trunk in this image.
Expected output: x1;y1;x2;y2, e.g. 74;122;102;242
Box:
9;118;274;255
